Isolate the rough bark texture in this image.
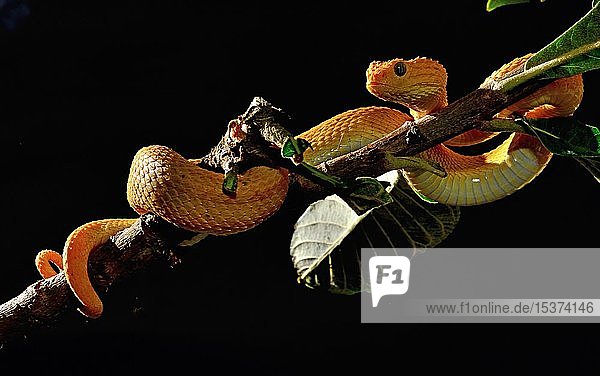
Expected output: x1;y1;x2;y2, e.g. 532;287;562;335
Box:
0;77;548;345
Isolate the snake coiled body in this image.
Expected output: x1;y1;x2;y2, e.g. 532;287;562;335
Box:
366;55;583;205
127;146;290;235
35;55;583;318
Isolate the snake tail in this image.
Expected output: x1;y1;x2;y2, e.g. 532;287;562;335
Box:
36;219;137;318
35;249;64;279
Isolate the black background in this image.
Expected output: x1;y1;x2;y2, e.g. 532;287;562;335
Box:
0;1;598;373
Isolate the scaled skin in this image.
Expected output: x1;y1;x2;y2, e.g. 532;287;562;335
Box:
366;56;583;205
36;54;583;317
35;220;136;318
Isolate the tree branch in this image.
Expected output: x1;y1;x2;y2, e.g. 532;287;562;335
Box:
0;77;548;345
314;82;546;180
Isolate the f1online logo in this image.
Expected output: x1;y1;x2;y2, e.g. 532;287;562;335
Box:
369;256;411;307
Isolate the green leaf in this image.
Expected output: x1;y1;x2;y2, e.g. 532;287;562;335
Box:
385;153;447;177
538;51;600;80
526;3;600;79
290;172;398;289
358;175;460;250
290;171;460;294
518;117;600;157
486;0;531;12
297;161;349;189
281;137;312;160
290;195;373;292
280;139;297;158
344;177;393;214
412;188;439;204
497;3;600;90
222;169;238;195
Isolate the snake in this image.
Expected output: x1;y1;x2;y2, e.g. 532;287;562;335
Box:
34;54;583;318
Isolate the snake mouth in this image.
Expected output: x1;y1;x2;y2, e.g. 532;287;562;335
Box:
366;81;398;92
367;82;404;103
366;82;388;94
366;81;387;88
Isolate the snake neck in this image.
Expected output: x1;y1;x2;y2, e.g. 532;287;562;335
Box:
409;93;447;119
366;57;448;119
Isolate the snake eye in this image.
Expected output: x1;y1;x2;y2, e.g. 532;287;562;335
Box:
393;62;407;77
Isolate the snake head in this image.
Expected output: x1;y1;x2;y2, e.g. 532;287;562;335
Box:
366;57;447;117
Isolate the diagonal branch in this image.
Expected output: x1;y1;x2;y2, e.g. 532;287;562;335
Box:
315;82;546;180
0;76;549;345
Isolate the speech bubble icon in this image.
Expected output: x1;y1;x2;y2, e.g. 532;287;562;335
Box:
369;256;411;307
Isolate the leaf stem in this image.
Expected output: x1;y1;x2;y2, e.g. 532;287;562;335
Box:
496;39;600;92
479;118;527;133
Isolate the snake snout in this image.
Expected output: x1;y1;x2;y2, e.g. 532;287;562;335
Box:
366;61;385;84
366;61;392;98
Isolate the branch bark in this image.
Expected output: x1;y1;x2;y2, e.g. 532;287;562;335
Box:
0;77;548;345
